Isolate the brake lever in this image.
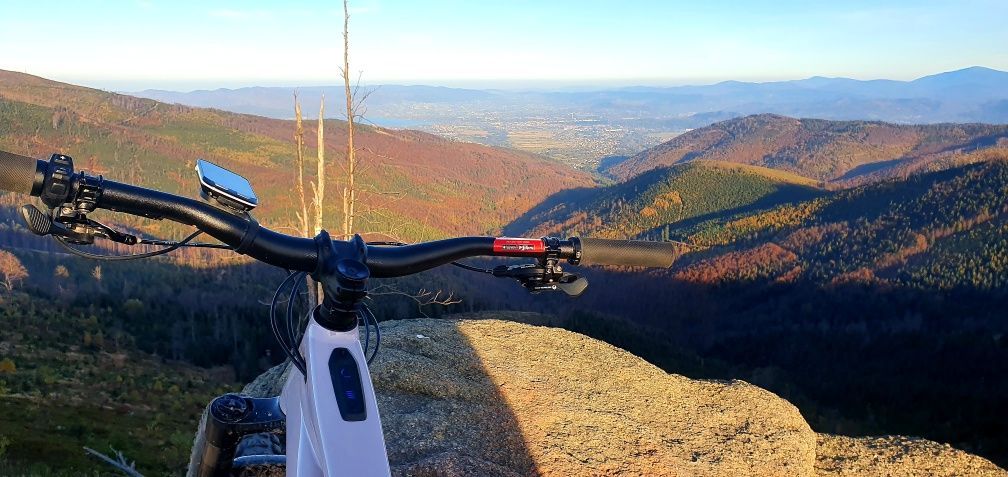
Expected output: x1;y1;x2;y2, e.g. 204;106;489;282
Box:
21;204;91;243
21;204;137;245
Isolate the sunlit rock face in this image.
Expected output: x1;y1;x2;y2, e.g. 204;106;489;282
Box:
223;314;1006;477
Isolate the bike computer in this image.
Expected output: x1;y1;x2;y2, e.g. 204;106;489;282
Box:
195;159;258;211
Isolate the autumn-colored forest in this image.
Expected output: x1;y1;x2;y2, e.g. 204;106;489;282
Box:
610;113;1008;185
1;71;1008;473
0;69;594;243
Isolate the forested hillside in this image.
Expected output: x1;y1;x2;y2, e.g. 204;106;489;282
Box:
663;158;1008;288
0;70;594;241
506;160;824;239
610;114;1008;185
0;292;234;475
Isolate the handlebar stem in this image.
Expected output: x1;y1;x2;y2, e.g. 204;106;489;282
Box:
314;231;370;332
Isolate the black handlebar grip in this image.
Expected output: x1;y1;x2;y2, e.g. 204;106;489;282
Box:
0;150;42;195
578;237;683;268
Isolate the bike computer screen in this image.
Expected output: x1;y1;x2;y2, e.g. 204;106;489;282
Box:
195;159;258;211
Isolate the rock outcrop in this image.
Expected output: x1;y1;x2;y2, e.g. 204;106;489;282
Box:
209;315;1006;476
815;435;1004;477
374;318;815;476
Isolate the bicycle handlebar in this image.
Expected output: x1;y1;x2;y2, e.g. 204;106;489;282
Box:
99;179;321;270
0;151;683;274
0;150;44;195
578;237;679;268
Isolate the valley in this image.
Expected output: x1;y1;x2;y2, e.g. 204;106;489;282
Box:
1;71;1008;473
133;67;1008;170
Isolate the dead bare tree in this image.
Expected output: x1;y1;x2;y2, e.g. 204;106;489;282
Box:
294;94;310;240
341;0;358;240
84;446;144;477
312;96;326;299
313;96;326;238
293;93;318;307
334;0;460;312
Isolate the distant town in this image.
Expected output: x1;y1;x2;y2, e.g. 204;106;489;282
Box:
369;101;684;170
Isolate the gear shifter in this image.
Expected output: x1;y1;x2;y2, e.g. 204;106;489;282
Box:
492;262;588;297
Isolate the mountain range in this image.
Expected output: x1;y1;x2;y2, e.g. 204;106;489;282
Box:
132;66;1008;125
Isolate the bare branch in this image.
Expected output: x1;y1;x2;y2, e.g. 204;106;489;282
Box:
84;446;145;477
369;284;462;317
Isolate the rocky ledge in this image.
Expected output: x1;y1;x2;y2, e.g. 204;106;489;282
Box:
230;315;1006;477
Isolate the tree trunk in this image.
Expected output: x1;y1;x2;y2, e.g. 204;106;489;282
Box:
341;0;356;240
293;94;317;308
314;98;326;300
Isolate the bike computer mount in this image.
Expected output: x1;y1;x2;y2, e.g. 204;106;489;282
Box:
195;159;258;212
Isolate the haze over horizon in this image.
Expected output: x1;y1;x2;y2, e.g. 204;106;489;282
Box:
119;65;1005;94
2;0;1007;91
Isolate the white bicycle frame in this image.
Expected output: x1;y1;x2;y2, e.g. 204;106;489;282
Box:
279;319;392;476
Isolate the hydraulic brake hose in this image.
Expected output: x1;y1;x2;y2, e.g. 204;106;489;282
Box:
98;180;319;271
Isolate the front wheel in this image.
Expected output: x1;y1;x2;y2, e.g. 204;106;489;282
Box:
188;363;291;477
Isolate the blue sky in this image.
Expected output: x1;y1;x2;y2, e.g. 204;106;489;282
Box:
1;0;1006;90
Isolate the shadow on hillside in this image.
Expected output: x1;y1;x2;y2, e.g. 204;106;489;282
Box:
836;158;905;181
816;162;986;223
504;163;826;239
502;186;601;236
637;184;827;240
835;132;1008;182
928;131;1008;156
596;155;629;174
